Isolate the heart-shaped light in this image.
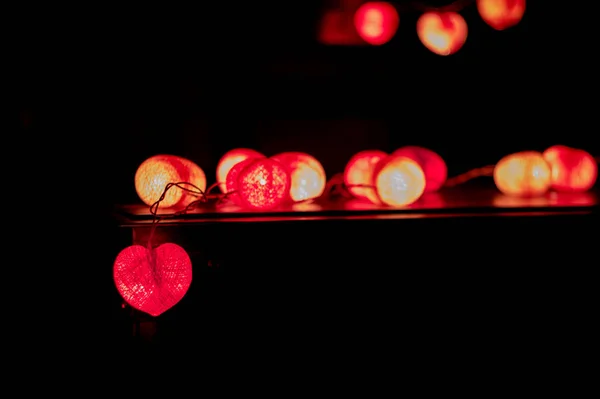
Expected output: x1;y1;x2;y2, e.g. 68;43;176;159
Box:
417;11;468;56
113;243;192;316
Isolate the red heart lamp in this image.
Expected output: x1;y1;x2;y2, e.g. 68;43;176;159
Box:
113;243;193;317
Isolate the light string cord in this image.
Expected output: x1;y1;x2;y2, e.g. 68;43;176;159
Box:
325;164;497;195
147;182;211;248
444;164;495;187
143;157;600;220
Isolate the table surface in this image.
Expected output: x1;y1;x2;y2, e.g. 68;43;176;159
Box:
113;183;600;226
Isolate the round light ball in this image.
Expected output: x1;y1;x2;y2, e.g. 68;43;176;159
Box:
392;146;447;192
493;151;551;196
134;154;206;208
237;158;290;211
354;1;400;46
216;148;264;192
542;145;597;192
271;152;327;202
343;150;387;204
373;155;426;207
225;156;266;205
476;0;526;31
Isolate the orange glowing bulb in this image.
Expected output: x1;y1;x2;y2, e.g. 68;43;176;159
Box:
271;152;327;202
373;155;426;207
392;146;447;193
477;0;526;31
134;154;206;208
493;151;551;196
542;145;598;192
354;2;400;45
216;148;264;192
417;11;468;56
343;150;387;204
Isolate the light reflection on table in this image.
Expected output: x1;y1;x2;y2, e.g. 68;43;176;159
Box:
116;186;599;224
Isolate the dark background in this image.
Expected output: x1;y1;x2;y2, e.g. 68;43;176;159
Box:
13;1;600;359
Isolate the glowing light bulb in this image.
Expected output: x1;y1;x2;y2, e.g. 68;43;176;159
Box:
343;150;387;204
216;148;264;192
373;155;426;207
134;154;206;208
354;2;400;45
271;152;327;202
417;11;468;56
542;145;597;192
113;243;192;317
392;146;447;192
477;0;526;31
237;158;290;211
493;151;551;196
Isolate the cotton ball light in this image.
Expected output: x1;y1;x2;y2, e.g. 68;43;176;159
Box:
113;243;192;317
237;158;291;211
271;152;327;202
392;146;447;192
216;148;264;192
542;145;597;192
373;155;426;207
225;156;266;205
134;154;206;208
476;0;526;31
493;151;551;196
343;150;387;204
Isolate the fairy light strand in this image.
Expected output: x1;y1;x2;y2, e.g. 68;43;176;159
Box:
444;165;495;188
141;156;599;230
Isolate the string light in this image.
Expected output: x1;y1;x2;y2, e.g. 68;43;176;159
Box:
131;146;598;214
118;144;598;316
320;0;526;54
114;182;206;317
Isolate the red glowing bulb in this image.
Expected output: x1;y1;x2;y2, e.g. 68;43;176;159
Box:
542;145;598;192
113;243;192;317
237;158;290;211
225;156;266;205
354;2;399;45
343;150;387;204
477;0;526;31
392;146;447;193
216;148;264;192
271;152;327;202
417;11;468;56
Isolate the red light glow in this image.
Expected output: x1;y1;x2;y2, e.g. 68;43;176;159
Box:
225;156;266;205
392;146;447;193
237;158;290;211
343;150;387;204
271;152;327;202
354;2;399;45
216;148;264;193
113;243;192;317
542;145;598;192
